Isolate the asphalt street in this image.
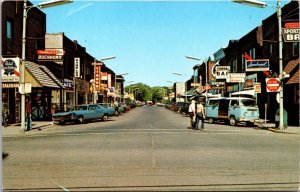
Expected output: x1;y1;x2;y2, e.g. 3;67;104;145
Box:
3;106;299;191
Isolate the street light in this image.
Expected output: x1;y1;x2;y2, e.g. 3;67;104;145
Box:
232;0;284;130
185;55;208;102
21;0;73;132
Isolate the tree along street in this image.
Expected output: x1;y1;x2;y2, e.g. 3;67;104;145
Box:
3;106;299;191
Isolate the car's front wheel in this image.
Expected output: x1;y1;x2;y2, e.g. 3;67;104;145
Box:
77;116;84;123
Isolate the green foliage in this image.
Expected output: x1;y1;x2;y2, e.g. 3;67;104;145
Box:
125;83;168;102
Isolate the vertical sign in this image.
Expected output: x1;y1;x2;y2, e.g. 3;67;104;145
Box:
108;74;112;88
95;65;101;91
74;57;80;78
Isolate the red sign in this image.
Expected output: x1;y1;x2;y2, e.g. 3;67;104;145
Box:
37;49;65;55
266;78;280;92
95;65;101;91
285;22;299;29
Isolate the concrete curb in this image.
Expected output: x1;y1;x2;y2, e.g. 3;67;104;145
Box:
267;128;299;135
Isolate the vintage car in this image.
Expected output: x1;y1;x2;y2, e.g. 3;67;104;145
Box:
52;104;111;124
98;103;116;116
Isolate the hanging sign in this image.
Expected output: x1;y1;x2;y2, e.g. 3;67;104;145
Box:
215;66;230;79
254;83;261;93
2;57;20;82
246;59;269;71
74;57;80;78
226;73;245;83
95;65;101;91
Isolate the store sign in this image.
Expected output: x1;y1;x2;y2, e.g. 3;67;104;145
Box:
2;57;20;82
282;28;299;42
226;73;245;83
191;83;201;87
215;66;230;79
2;83;19;88
101;72;108;80
37;55;64;61
37;49;64;56
62;79;73;90
254;83;261;93
246;59;269;71
95;65;101;91
74;57;80;78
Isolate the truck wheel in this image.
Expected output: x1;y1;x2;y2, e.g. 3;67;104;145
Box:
208;118;214;124
229;116;237;126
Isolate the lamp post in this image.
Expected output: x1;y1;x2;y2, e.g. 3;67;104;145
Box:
232;0;284;130
185;56;208;102
21;0;73;132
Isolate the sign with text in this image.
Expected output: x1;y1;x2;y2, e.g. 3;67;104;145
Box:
2;57;20;82
95;65;101;91
254;83;261;93
37;55;64;62
101;72;108;80
246;59;269;71
282;28;299;42
37;49;64;56
215;66;230;79
266;78;280;92
226;73;245;83
74;57;80;78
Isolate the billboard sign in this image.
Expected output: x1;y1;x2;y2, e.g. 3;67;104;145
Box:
2;57;20;82
246;59;269;71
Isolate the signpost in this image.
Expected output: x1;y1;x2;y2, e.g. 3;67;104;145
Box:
266;78;280;92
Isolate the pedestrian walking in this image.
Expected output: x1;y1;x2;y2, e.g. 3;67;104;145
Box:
188;100;196;129
25;97;32;131
195;100;205;130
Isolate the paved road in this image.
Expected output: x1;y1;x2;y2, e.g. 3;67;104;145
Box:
3;106;299;191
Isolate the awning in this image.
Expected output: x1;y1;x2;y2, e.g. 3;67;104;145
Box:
231;89;255;97
184;89;197;96
284;59;299;85
25;61;64;89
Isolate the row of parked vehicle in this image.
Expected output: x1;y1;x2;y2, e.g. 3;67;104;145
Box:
52;102;139;125
164;97;260;126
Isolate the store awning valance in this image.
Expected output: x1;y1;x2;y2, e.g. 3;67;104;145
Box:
284;58;299;85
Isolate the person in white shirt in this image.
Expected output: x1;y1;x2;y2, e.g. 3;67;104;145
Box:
188;100;196;129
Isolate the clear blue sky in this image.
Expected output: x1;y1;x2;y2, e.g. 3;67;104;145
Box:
37;0;289;87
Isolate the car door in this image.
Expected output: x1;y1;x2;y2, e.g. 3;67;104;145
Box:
96;105;105;118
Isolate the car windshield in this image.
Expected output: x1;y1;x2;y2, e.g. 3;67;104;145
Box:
241;99;257;107
70;106;88;111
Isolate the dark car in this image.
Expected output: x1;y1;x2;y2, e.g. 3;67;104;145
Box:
170;102;186;112
178;102;191;114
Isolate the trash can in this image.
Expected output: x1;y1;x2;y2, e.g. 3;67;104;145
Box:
275;109;288;129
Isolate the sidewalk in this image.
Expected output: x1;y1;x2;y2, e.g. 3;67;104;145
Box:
2;121;54;137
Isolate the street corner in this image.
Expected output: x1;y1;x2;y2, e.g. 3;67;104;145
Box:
267;127;300;135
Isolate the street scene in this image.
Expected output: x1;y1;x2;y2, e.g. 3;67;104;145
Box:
3;105;299;191
1;0;300;191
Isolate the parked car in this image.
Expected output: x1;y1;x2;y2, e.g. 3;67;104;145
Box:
178;102;191;114
119;102;131;111
98;103;116;116
52;104;111;124
205;97;260;126
170;102;186;112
